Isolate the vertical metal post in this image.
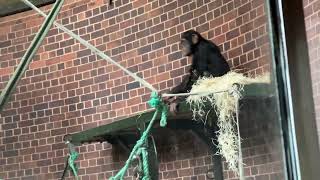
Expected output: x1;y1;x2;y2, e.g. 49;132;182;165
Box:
230;83;244;180
211;136;224;180
268;0;320;179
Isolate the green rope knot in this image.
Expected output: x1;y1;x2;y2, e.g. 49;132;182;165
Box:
147;92;161;108
147;92;168;127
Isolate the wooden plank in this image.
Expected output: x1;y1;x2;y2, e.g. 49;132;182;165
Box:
69;83;272;144
0;0;55;17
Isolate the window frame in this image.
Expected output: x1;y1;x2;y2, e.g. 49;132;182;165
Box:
269;0;320;179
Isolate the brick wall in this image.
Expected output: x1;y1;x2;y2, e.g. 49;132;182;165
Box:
0;0;282;179
303;0;320;141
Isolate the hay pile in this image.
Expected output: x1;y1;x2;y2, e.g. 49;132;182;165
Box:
186;71;270;173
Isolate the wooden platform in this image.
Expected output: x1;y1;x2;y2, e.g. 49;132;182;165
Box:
68;83;273;145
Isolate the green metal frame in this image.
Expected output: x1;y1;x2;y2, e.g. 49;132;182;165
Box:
0;0;64;111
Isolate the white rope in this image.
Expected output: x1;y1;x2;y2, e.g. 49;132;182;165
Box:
236;98;244;180
162;89;228;97
21;0;157;93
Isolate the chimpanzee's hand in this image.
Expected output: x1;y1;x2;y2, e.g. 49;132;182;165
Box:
169;102;178;115
161;93;176;104
161;96;170;103
164;96;176;103
203;71;211;77
191;69;199;76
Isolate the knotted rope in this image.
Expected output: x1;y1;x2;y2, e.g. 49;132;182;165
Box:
110;92;167;180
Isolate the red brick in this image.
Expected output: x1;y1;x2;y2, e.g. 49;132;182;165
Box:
163;170;178;179
178;168;193;177
133;0;148;8
0;67;13;76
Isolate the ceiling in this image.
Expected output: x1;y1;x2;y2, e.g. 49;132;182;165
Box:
0;0;55;17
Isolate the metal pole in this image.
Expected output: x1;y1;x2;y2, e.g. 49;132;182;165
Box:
230;83;244;180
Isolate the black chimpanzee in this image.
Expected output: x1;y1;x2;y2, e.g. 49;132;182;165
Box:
164;30;230;113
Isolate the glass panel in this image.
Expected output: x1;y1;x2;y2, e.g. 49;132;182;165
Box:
0;0;293;180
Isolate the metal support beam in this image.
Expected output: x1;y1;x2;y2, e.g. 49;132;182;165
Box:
0;0;64;111
116;137;131;154
190;129;224;180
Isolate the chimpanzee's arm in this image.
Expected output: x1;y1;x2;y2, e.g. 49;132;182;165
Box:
198;47;230;77
170;74;192;94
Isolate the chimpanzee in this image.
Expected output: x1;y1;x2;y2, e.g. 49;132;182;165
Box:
164;30;230;113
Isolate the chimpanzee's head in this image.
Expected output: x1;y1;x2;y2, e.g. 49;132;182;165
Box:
180;30;204;56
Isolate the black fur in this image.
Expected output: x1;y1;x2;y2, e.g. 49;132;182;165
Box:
171;30;230;94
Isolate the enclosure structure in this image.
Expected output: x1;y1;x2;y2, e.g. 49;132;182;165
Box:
0;0;319;179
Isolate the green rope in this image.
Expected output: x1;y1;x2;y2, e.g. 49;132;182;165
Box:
110;92;168;180
148;92;167;127
147;92;161;107
67;142;79;180
160;104;168;127
141;148;150;180
68;152;79;178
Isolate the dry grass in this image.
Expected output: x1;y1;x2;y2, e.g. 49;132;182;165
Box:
186;71;270;172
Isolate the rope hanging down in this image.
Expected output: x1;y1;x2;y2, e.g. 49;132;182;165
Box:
65;141;79;180
110;92;167;180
